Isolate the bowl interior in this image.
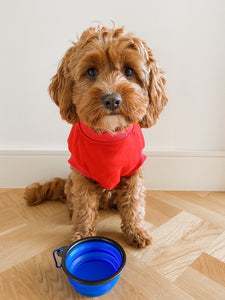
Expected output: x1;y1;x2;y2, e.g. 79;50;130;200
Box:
65;240;123;282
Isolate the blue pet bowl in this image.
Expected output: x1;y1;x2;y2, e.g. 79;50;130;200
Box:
53;237;126;297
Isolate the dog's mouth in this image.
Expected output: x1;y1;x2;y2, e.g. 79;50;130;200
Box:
90;114;130;134
108;110;121;116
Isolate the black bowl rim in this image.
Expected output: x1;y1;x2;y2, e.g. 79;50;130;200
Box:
60;236;126;286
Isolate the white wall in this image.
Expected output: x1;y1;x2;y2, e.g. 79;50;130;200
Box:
0;0;224;190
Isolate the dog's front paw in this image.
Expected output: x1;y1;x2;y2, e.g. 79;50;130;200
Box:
70;232;83;244
123;227;152;248
70;231;96;244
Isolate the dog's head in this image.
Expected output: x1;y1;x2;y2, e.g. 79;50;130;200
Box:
49;26;167;133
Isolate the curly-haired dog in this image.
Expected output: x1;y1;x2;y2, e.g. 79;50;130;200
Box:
24;25;167;248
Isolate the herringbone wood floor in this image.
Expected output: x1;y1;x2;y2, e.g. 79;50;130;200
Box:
0;189;225;299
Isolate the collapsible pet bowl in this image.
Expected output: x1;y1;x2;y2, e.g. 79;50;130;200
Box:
53;237;126;297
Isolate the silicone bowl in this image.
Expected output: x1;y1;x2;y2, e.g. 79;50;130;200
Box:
53;237;126;297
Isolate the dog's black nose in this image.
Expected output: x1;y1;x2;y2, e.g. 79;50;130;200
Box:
102;93;122;111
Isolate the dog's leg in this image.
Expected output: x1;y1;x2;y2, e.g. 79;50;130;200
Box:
65;169;100;242
116;168;152;248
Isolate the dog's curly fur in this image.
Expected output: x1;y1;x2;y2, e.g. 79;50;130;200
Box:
24;25;167;248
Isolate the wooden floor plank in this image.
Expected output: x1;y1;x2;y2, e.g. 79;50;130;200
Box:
148;220;223;282
175;267;225;300
4;188;67;223
0;247;80;300
191;252;225;287
206;231;225;262
129;211;203;262
169;191;225;216
145;192;181;227
150;191;225;229
122;254;194;300
0;210;71;273
0;208;26;236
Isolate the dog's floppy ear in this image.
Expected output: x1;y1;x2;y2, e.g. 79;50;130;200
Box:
49;46;78;124
139;48;168;128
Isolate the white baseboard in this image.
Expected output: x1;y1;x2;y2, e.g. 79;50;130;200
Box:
144;150;225;191
0;149;224;190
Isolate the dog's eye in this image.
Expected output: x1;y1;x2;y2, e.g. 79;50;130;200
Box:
124;67;134;78
87;68;98;79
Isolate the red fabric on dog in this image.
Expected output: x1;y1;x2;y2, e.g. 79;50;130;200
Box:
68;120;146;190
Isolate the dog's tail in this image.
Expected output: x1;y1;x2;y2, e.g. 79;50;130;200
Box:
24;177;67;206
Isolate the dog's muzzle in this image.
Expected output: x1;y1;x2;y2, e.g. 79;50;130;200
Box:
102;93;122;111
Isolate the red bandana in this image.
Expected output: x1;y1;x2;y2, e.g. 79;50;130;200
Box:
68;121;146;190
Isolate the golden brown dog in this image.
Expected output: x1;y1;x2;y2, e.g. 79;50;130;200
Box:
24;25;167;248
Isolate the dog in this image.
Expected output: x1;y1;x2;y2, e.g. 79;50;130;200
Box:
24;25;167;248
